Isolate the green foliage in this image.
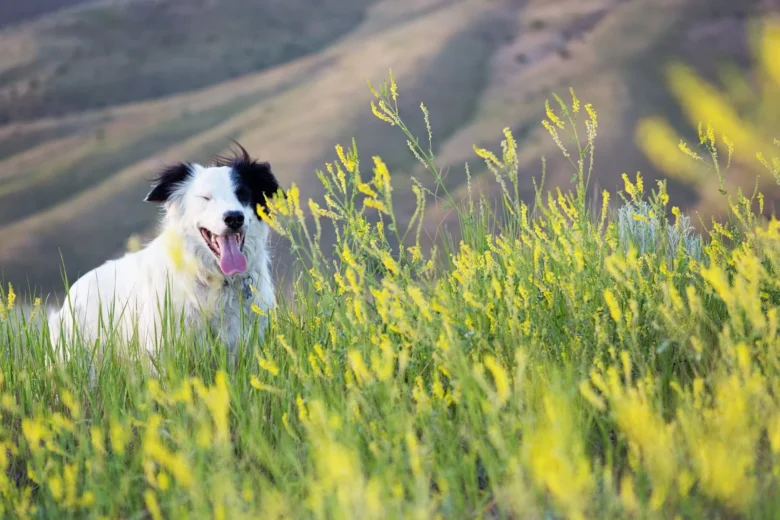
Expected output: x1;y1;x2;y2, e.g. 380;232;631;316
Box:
1;73;780;519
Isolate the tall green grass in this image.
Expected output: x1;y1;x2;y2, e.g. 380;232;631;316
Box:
1;73;779;519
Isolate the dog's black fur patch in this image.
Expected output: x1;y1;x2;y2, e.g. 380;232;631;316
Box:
144;163;193;203
217;140;282;218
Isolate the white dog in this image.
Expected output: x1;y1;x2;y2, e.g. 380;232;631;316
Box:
48;143;282;364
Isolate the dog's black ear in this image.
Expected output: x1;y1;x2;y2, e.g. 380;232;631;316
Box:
144;163;192;203
220;141;283;217
236;160;282;209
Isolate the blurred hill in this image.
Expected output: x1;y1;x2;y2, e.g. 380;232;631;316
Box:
0;1;92;29
0;0;776;295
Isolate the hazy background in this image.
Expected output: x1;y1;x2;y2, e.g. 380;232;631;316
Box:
0;0;777;296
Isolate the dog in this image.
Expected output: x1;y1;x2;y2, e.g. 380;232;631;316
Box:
48;143;282;365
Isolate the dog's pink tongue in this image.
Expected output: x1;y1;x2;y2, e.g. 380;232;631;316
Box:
216;235;247;275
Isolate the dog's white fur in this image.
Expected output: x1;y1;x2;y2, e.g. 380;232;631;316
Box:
48;154;279;364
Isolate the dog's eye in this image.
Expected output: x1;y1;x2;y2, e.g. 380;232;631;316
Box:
199;196;211;202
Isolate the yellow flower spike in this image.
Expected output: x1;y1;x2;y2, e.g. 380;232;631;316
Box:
671;206;681;226
667;62;761;157
620;475;638;513
21;419;47;453
585;103;597;124
636;117;708;185
706;122;716;150
170;380;192;406
407;286;432;322
78;491;95;508
570;88;580;113
341;246;358;270
380;252;399;275
473;145;501;166
656;180;670;206
147;445;194;490
603;289;622;324
49;476;63;502
6;284;15;310
256;353;279;376
358;183;378;199
348;350;373;386
345;268;362;295
483;355;510;408
526;392;592;520
26;464;39;485
432;372;445;400
157;472;170;492
255;202;284;235
90;427;105;456
335;144;356;174
621;173;636;199
372;156;391;192
405;431;423;477
371;101;395;125
366;78;380;99
389;68;398;102
250;376;282;394
50;412;75;434
502;126;518;166
363;198;389;214
63;463;78;508
678;470;695;498
144;490;163;520
620;351;632;385
722;133;735;167
109;419;129;456
545;99;565;129
600;190;610;227
204;372;231;445
768;413;780;454
678;140;704;163
296;395;308;423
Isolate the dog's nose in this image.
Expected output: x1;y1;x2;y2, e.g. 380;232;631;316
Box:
223;211;245;231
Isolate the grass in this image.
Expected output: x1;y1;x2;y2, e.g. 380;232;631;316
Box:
1;72;780;518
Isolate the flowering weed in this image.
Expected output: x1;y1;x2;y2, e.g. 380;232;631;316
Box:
0;72;779;519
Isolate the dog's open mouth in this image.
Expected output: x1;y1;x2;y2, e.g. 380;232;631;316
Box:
200;228;247;276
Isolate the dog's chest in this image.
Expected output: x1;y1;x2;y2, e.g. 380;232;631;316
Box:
183;277;253;343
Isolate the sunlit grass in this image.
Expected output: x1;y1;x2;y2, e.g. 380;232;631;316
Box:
1;71;780;518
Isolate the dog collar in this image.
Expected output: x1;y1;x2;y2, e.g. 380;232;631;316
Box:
224;277;253;300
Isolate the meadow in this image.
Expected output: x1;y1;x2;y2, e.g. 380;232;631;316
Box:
1;72;780;519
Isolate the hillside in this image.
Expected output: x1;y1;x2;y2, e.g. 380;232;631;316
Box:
0;0;777;295
0;0;378;121
0;0;91;29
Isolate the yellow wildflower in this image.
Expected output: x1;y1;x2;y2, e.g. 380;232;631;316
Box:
545;100;565;129
483;355;510;408
256;354;280;376
6;284;15;310
144;491;163;520
603;289;622;324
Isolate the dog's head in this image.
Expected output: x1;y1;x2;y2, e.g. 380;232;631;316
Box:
145;142;282;277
